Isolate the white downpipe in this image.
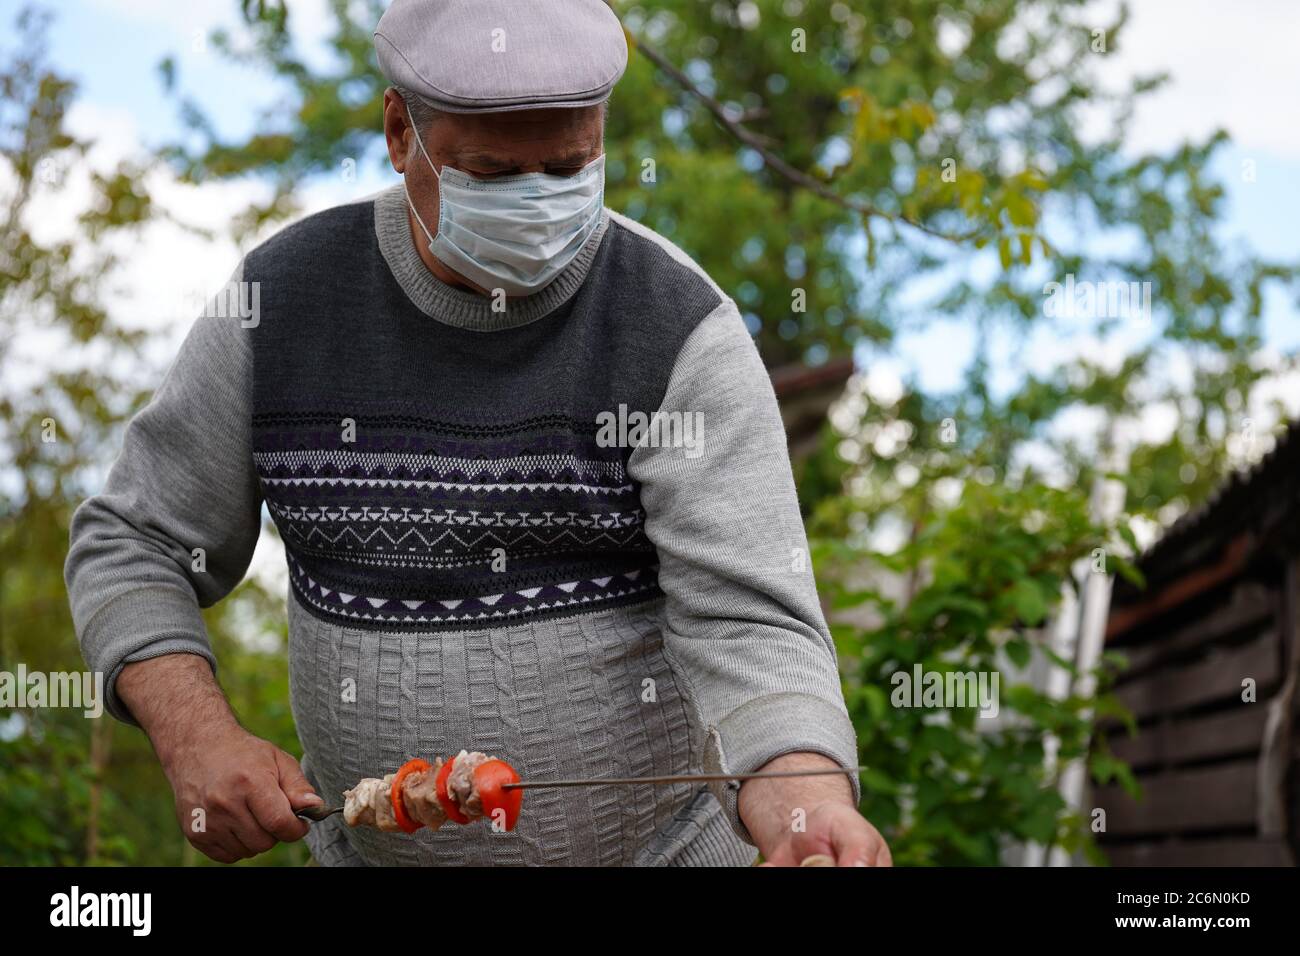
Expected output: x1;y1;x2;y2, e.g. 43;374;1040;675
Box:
1045;459;1127;865
1023;433;1126;866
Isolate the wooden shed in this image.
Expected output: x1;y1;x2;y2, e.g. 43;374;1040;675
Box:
771;356;855;461
1094;422;1300;866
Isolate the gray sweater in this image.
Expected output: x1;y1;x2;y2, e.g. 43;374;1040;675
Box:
64;186;859;866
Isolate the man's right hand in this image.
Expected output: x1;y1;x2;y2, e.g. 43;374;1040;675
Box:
162;722;319;862
116;653;321;863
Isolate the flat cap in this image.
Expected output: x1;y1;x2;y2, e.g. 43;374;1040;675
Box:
374;0;628;114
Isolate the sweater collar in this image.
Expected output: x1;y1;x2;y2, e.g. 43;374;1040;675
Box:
372;184;608;332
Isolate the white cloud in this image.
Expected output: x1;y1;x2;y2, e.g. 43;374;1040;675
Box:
85;0;339;68
84;0;238;39
1092;0;1300;158
43;98;385;355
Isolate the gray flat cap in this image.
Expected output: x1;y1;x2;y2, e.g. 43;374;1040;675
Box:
374;0;628;114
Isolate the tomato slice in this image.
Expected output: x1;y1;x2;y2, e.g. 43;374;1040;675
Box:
435;755;470;825
390;758;432;834
474;759;523;832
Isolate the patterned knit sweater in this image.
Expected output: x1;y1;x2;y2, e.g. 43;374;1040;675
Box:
64;185;859;866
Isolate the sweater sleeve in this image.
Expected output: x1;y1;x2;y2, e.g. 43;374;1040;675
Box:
626;298;860;844
64;261;262;725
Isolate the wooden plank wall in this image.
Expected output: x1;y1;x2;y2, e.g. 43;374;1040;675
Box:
1093;579;1295;866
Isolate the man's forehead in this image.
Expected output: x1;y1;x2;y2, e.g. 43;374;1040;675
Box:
451;145;598;171
436;108;603;167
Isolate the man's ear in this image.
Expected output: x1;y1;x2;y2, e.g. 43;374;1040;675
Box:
383;88;412;174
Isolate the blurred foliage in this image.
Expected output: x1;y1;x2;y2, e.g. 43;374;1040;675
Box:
806;383;1142;864
2;0;1297;866
0;7;304;866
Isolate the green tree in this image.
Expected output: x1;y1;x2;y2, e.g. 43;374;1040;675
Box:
0;7;305;865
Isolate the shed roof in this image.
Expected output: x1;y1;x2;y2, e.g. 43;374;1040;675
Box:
1111;419;1300;609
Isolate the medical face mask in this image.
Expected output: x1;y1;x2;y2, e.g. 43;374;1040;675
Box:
403;113;605;297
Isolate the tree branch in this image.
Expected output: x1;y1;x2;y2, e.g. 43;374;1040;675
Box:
624;27;982;245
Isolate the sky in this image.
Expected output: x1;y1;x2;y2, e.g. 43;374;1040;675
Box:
20;0;1300;427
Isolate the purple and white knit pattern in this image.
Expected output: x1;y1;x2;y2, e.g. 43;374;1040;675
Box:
253;412;663;631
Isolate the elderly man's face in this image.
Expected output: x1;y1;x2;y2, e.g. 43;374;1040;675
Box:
383;89;605;294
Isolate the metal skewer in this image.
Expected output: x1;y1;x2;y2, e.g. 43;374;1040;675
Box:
296;766;868;820
501;765;868;790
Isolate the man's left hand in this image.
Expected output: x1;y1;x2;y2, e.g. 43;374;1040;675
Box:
737;751;892;867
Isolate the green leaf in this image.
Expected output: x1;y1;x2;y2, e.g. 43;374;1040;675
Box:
1009;579;1050;626
998;236;1014;270
1004;637;1032;669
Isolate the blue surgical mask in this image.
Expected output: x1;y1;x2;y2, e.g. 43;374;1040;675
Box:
403;111;605;297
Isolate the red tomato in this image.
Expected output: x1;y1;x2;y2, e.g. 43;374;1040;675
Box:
435;756;471;825
473;759;523;832
390;758;432;834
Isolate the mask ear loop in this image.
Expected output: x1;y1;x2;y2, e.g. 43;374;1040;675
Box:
404;183;436;249
403;101;442;249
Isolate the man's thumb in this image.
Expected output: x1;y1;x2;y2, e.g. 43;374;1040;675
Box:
275;748;322;807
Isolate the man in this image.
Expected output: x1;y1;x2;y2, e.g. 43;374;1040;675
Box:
65;0;890;867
